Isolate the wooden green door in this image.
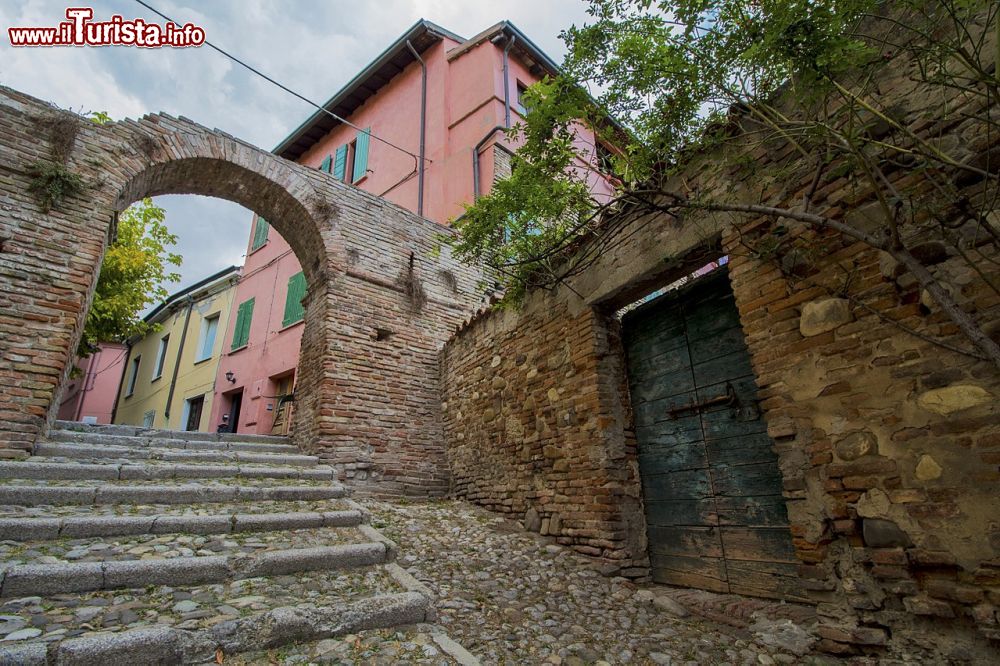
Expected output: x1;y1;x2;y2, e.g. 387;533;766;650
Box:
623;268;803;601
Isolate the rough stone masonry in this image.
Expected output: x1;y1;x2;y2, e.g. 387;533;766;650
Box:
0;85;483;496
438;10;1000;666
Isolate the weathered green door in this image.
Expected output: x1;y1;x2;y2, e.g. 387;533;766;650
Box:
623;268;803;601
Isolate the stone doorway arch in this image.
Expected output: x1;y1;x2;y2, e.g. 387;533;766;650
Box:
0;86;484;495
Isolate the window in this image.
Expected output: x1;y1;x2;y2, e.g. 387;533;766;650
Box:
282;272;307;327
230;297;255;351
319;154;333;173
153;335;169;380
196;314;219;362
250;216;269;252
332;144;348;181
126;356;141;397
142;410;155;428
352;128;371;183
516;82;529;115
596;141;617;176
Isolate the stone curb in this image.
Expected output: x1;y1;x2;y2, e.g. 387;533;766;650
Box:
0;509;362;541
32;443;318;467
46;432;299;454
52;421;291;445
0;483;345;506
358;524;398;561
0;460;333;481
0;542;387;597
0;592;429;665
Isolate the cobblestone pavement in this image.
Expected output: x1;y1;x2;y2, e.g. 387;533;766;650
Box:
365;499;836;666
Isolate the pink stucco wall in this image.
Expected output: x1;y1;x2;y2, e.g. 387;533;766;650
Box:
56;343;129;424
211;26;615;435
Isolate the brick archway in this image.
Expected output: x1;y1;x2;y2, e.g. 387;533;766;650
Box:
0;87;484;494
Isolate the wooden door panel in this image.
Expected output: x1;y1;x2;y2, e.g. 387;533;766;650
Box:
625;268;798;600
688;325;748;364
716;496;790;527
692;349;755;388
648;526;725;558
712;462;786;497
641;469;713;500
706;433;778;466
638;445;708;474
644;499;718;527
650;553;729;593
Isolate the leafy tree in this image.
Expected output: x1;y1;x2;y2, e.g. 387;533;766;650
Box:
455;0;1000;369
80;198;181;354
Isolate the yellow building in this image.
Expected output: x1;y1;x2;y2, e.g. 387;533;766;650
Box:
114;266;241;431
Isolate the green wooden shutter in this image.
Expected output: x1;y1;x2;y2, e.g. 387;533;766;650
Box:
332;145;348;180
250;216;269;251
352;128;371;182
319;154;332;173
282;272;307;327
231;298;254;350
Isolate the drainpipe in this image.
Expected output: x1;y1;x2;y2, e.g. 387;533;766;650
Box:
164;297;194;424
502;33;516;129
405;40;427;218
473;32;517;200
110;342;133;424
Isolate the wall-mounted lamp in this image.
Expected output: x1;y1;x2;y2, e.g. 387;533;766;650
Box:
225;371;236;384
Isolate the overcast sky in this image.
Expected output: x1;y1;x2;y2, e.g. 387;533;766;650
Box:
1;0;591;292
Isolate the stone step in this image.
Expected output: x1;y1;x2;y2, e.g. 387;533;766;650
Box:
0;542;389;598
0;591;429;665
46;429;298;454
0;483;345;506
0;496;357;520
0;460;333;482
0;508;364;540
53;421;291;445
33;441;318;466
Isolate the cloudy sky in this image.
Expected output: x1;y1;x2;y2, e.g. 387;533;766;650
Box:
1;0;592;292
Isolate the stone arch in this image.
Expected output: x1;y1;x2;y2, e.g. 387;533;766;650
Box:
1;86;485;495
0;93;345;452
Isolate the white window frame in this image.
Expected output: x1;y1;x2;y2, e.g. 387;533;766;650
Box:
196;314;220;362
153;335;169;380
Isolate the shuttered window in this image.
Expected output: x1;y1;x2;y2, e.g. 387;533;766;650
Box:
250;216;269;252
352;128;370;183
332;145;348;181
319;154;332;173
230;297;254;351
282;272;307;327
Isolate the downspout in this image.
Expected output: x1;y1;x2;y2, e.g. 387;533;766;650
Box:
502;33;516;129
405;40;427;218
110;342;133;424
473;32;517;200
164;297;194;424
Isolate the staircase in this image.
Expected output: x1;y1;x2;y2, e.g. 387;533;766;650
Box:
0;421;435;664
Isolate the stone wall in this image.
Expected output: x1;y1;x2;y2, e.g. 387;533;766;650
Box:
0;86;483;495
439;10;1000;660
441;296;647;574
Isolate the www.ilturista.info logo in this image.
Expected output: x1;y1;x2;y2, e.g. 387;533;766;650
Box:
8;7;205;48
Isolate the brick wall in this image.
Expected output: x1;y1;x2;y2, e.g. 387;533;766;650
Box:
0;86;484;495
439;10;1000;659
441;296;647;573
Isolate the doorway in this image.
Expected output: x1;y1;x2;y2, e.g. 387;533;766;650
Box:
184;395;205;432
622;267;802;601
222;390;243;434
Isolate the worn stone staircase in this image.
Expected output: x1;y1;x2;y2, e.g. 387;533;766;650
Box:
0;421;437;664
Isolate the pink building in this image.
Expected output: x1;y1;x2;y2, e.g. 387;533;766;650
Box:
210;20;615;435
56;343;129;425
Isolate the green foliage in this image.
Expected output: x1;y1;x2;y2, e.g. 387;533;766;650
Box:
27;160;86;212
88;110;113;125
457;0;884;299
80;198;181;355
